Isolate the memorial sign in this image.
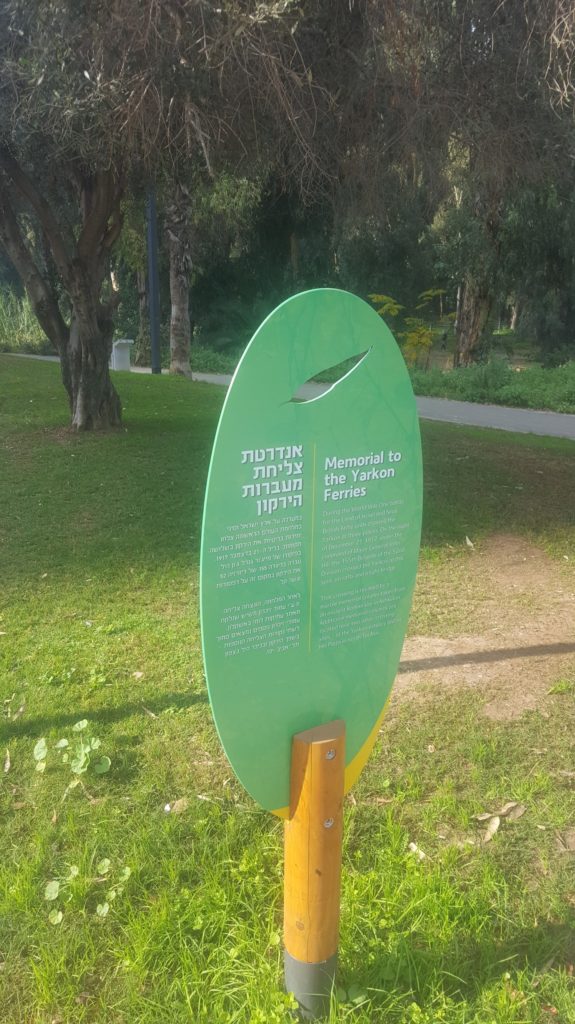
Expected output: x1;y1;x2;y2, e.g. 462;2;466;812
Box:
200;288;422;816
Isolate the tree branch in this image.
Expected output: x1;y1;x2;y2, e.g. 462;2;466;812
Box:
0;182;69;354
102;200;124;252
77;170;124;265
0;148;74;289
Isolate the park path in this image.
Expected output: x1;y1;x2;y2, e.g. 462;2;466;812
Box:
5;353;575;440
176;370;575;441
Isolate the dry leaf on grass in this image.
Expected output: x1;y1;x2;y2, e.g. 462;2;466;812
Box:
498;801;519;816
474;802;526;838
506;803;527;821
3;749;10;773
555;830;575;853
408;842;426;860
482;816;501;843
495;801;526;820
170;797;189;815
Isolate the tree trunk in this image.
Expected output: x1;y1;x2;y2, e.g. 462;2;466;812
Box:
165;181;193;376
0;155;124;430
134;268;150;366
62;313;121;430
168;250;192;375
454;278;491;366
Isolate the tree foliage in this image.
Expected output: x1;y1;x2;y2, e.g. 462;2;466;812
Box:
0;0;355;426
1;0;575;415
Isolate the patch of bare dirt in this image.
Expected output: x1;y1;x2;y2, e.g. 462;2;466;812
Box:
396;535;575;721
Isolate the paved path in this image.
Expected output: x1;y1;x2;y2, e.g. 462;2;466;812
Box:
5;353;575;440
188;372;575;441
415;395;575;440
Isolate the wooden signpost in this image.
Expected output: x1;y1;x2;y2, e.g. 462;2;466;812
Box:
200;289;422;1017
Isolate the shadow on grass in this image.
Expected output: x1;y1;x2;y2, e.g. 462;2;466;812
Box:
341;919;575;1011
0;691;208;742
399;641;575;674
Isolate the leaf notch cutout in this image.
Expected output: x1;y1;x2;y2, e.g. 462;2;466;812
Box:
288;348;371;404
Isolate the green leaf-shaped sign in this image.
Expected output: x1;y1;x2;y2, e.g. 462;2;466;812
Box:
200;289;422;814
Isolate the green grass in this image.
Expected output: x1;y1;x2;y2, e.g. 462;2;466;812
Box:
1;355;574;1023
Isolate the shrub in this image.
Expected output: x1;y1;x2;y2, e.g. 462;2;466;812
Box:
409;359;575;413
0;290;54;354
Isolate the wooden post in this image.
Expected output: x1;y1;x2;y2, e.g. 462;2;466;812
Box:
284;720;345;1019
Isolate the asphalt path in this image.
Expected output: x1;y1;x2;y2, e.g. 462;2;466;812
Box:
187;371;575;441
5;354;575;440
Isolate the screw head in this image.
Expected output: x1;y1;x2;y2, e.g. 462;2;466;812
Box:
323;817;334;829
325;749;336;760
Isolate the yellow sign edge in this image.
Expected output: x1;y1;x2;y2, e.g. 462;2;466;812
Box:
271;695;391;819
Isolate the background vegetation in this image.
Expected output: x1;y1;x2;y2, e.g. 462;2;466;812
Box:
2;2;575;427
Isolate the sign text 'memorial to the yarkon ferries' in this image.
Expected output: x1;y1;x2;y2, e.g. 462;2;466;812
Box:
200;288;423;814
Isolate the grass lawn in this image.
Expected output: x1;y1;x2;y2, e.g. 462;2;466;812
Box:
1;354;574;1024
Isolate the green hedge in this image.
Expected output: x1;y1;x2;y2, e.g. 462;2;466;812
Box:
409;359;575;414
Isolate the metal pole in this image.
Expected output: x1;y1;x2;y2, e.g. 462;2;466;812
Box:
146;187;161;375
284;720;345;1019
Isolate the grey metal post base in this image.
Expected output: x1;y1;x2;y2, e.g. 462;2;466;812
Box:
284;950;337;1020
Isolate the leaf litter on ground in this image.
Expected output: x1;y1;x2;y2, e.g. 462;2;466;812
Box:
555;829;575;854
473;801;527;843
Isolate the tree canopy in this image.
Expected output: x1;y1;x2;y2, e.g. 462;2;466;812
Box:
1;1;574;425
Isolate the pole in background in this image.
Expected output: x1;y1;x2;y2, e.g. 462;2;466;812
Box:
146;187;161;375
284;720;345;1019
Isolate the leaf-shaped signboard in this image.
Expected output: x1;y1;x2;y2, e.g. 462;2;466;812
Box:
201;289;422;815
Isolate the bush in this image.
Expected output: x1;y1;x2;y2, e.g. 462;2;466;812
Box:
409;359;575;413
190;346;240;375
0;290;54;354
